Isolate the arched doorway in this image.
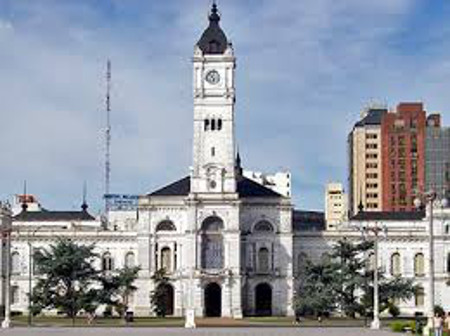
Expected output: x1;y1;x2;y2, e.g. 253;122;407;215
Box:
255;283;272;316
158;283;174;316
204;282;221;317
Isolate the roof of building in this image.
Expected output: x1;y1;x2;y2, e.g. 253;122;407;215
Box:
292;210;326;231
350;210;425;221
354;108;386;127
148;176;282;198
197;3;228;54
14;209;96;222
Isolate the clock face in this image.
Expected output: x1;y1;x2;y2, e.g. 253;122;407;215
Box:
205;70;220;85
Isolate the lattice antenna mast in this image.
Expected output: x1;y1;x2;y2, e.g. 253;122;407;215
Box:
104;60;112;216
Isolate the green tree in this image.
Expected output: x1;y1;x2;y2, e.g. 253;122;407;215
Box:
295;238;416;319
98;266;140;318
150;268;170;317
294;259;339;316
331;239;373;317
30;238;99;324
361;272;416;316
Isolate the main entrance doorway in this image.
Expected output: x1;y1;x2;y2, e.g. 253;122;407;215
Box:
255;283;272;316
158;283;174;316
204;282;221;317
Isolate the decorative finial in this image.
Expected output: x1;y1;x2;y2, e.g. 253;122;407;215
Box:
358;200;364;213
81;181;88;212
21;180;28;212
235;148;243;176
209;1;220;23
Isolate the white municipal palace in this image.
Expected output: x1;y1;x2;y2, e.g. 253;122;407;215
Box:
2;4;450;318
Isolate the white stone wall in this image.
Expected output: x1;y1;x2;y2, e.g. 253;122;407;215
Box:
293;208;450;317
8;229;138;315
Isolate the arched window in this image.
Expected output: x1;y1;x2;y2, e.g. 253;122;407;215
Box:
204;119;210;131
11;286;19;305
102;252;114;271
415;286;425;307
11;252;20;275
446;224;450;234
201;216;224;269
254;220;274;233
33;249;43;275
161;247;172;272
414;253;425;277
211;119;216;131
390;252;401;276
156;220;176;232
258;247;270;273
202;216;224;232
217;119;222;130
125;252;135;268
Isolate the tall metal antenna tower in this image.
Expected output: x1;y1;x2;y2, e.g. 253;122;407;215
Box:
104;59;112;217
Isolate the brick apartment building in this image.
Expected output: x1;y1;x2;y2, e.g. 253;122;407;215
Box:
381;103;426;212
349;102;433;214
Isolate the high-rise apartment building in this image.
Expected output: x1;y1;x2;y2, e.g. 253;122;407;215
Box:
381;103;426;212
325;182;348;230
348;108;386;215
425;114;450;199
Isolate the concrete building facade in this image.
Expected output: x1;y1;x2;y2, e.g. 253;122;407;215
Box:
348;108;385;215
324;182;347;230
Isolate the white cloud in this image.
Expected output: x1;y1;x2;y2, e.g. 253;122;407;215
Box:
1;0;449;212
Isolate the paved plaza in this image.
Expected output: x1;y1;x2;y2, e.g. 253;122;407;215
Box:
0;327;397;336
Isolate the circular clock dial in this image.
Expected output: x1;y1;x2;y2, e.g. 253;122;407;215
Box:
209;180;217;189
205;70;220;85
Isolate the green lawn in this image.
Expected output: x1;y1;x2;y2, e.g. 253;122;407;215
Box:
11;315;185;327
8;315;409;328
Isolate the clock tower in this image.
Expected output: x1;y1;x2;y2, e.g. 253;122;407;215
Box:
191;3;237;194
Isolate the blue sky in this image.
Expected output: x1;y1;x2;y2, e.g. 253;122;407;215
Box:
1;0;450;213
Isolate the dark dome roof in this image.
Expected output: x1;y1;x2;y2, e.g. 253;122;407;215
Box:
197;3;228;54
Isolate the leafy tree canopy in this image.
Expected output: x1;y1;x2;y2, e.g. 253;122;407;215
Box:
31;238;99;319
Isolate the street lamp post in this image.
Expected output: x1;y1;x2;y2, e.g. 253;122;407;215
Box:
359;222;386;330
27;240;32;327
1;201;12;329
184;267;196;328
414;191;447;336
184;227;196;329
